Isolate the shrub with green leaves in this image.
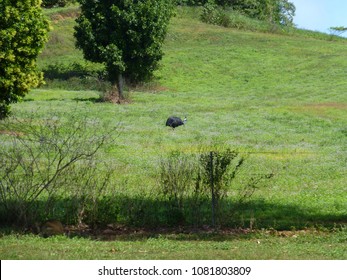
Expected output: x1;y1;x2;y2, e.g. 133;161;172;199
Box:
201;1;238;28
0;0;49;119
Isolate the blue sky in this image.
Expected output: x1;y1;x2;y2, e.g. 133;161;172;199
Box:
290;0;347;37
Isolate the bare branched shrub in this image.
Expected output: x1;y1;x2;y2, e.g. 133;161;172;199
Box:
198;149;243;226
0;113;117;227
160;151;196;207
159;148;275;227
159;151;197;224
64;159;115;227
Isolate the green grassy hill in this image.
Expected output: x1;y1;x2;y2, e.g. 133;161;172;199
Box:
1;5;346;260
5;5;347;229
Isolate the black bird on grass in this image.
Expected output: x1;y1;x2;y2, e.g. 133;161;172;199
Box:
166;116;187;129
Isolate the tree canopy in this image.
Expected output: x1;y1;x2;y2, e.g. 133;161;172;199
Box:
329;26;347;37
0;0;49;119
74;0;175;100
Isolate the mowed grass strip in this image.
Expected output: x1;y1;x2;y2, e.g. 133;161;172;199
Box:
0;228;346;260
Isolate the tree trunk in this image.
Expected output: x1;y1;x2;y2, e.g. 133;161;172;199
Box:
116;73;124;100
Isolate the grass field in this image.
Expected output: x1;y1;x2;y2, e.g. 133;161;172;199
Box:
0;5;346;259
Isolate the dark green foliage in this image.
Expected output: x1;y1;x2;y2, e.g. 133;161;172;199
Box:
74;0;175;98
329;26;347;37
0;0;49;119
246;0;296;26
176;0;207;5
200;1;231;27
201;1;295;33
200;0;295;27
41;0;72;8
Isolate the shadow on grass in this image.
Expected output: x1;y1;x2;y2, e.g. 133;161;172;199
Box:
42;62;103;81
1;195;345;241
72;97;103;103
39;62;110;91
22;96;102;103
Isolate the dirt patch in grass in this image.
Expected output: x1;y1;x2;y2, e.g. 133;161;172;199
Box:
48;8;80;23
291;102;347;119
32;223;254;240
0;130;24;137
305;102;347;110
56;224;327;241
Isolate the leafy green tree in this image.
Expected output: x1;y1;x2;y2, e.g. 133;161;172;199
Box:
0;0;49;119
267;0;295;26
329;26;347;37
74;0;175;100
210;0;295;26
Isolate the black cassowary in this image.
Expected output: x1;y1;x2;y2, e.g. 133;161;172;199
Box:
166;116;187;129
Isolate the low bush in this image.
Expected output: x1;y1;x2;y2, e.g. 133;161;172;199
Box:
158;148;274;228
0;112;116;227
